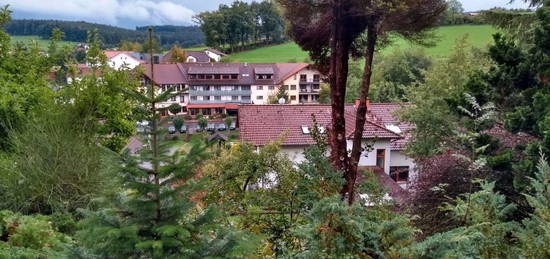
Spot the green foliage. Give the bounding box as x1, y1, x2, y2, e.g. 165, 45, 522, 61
168, 103, 182, 115
0, 210, 72, 258
0, 109, 116, 214
400, 36, 492, 157
0, 6, 55, 151
60, 30, 139, 151
516, 154, 550, 257
269, 86, 290, 104
196, 1, 285, 52
369, 47, 432, 102
198, 117, 208, 130
411, 181, 520, 258
224, 117, 233, 129
173, 117, 184, 130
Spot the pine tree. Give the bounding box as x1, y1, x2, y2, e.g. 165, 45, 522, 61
77, 28, 257, 258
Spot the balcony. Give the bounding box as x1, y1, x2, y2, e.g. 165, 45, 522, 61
189, 90, 251, 96
299, 88, 321, 93
188, 100, 252, 105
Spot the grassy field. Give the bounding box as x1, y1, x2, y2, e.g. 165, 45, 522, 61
10, 35, 79, 49
227, 25, 498, 63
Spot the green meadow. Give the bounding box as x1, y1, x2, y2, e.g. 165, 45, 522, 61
10, 35, 79, 49
226, 25, 499, 63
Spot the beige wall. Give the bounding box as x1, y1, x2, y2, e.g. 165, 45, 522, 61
282, 67, 321, 104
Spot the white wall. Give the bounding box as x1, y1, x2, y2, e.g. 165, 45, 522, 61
251, 85, 277, 104
390, 150, 418, 188
281, 146, 307, 164
347, 139, 392, 174
205, 50, 222, 62
109, 53, 141, 70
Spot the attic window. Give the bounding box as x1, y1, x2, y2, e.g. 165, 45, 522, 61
385, 124, 402, 134
301, 125, 310, 134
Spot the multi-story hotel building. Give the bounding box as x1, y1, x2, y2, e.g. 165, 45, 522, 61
141, 63, 324, 116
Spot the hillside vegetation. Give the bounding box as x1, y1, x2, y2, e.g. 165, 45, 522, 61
4, 20, 204, 48
227, 25, 498, 63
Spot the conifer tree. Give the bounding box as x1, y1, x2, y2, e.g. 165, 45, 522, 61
77, 28, 257, 258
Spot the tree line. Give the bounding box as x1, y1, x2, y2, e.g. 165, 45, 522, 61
195, 0, 286, 53
3, 19, 205, 48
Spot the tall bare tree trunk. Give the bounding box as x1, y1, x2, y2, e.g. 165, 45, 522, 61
329, 0, 351, 182
347, 25, 378, 205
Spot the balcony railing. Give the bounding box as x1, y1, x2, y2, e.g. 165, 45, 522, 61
188, 100, 252, 105
299, 88, 321, 93
189, 90, 251, 96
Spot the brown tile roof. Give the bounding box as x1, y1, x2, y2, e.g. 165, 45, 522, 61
142, 64, 186, 85
186, 51, 211, 63
254, 66, 274, 74
188, 64, 240, 74
140, 63, 313, 86
239, 104, 401, 147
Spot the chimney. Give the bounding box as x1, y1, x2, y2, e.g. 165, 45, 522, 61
354, 99, 370, 110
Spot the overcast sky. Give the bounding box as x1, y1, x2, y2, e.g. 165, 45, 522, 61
0, 0, 533, 29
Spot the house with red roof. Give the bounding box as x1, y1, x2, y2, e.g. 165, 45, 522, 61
238, 102, 417, 189
104, 51, 145, 70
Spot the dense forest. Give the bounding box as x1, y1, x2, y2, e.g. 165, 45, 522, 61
2, 0, 550, 258
3, 19, 205, 48
195, 0, 286, 53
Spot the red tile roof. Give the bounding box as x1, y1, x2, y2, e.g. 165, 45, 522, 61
369, 103, 415, 150
239, 104, 401, 147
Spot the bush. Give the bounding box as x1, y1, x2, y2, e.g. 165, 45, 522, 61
173, 117, 184, 130
168, 103, 182, 115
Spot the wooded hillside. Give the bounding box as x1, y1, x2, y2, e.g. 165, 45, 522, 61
4, 19, 205, 48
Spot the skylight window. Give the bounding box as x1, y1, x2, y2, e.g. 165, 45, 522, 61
301, 125, 310, 134
318, 126, 326, 134
385, 124, 402, 134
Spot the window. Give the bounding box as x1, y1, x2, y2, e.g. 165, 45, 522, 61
312, 95, 319, 102
241, 86, 251, 91
242, 96, 251, 101
301, 125, 310, 134
231, 74, 238, 79
268, 86, 275, 91
171, 96, 176, 101
313, 74, 321, 82
257, 86, 263, 90
215, 96, 221, 100
214, 86, 221, 91
180, 95, 185, 103
232, 96, 239, 100
290, 85, 296, 90
182, 106, 187, 112
205, 74, 213, 79
204, 86, 210, 91
214, 74, 221, 80
313, 84, 320, 90
283, 85, 289, 90
203, 96, 210, 101
256, 95, 263, 100
222, 74, 230, 79
390, 166, 410, 182
190, 74, 197, 79
191, 96, 197, 101
376, 149, 385, 169
300, 74, 307, 81
290, 95, 297, 101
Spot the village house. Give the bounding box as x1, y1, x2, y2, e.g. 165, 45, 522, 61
238, 103, 417, 189
141, 62, 324, 116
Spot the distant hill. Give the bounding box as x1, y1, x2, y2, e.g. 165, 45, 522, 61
3, 20, 205, 48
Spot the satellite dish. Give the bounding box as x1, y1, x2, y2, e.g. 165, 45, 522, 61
278, 98, 286, 104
